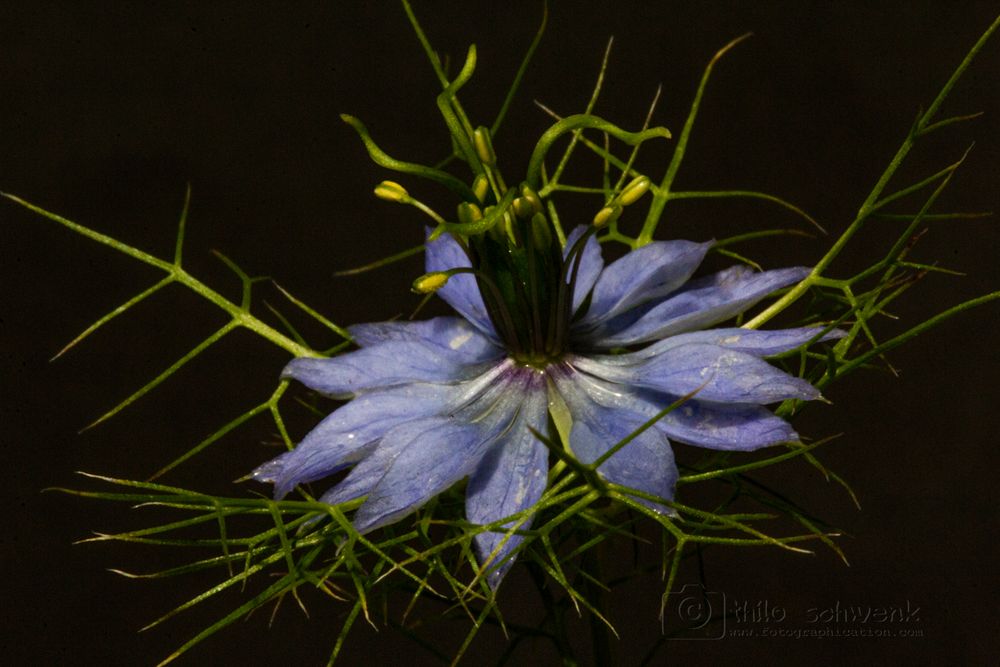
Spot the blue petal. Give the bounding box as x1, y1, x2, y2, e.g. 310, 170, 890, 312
282, 340, 492, 398
573, 343, 820, 404
595, 265, 809, 346
349, 316, 503, 365
253, 381, 469, 499
465, 373, 549, 589
601, 327, 846, 364
553, 367, 678, 515
425, 231, 497, 338
350, 370, 531, 534
258, 361, 513, 499
319, 416, 453, 508
648, 395, 798, 450
579, 240, 711, 327
563, 225, 603, 313
560, 360, 799, 451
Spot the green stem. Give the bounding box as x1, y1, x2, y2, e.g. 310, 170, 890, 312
173, 267, 318, 357
583, 548, 613, 666
743, 14, 1000, 329
637, 34, 751, 246
4, 193, 319, 358
526, 560, 578, 666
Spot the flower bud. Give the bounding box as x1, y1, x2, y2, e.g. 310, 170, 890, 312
411, 272, 450, 294
484, 205, 504, 243
592, 205, 622, 228
472, 175, 490, 203
473, 126, 497, 166
457, 201, 483, 225
520, 184, 543, 214
513, 196, 535, 219
617, 175, 651, 206
503, 210, 519, 246
530, 212, 552, 250
374, 180, 409, 202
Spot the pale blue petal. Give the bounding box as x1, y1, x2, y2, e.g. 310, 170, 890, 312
425, 231, 497, 338
253, 381, 468, 499
595, 417, 678, 513
579, 240, 711, 327
553, 368, 677, 514
465, 373, 549, 589
319, 417, 452, 507
596, 265, 809, 346
599, 327, 846, 365
563, 225, 603, 313
650, 396, 798, 450
259, 362, 513, 500
350, 371, 531, 534
349, 316, 503, 365
561, 360, 799, 451
572, 343, 820, 404
282, 340, 492, 398
253, 440, 377, 501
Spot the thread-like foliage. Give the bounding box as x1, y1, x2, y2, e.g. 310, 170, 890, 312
9, 4, 999, 665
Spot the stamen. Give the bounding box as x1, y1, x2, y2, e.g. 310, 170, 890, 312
449, 265, 524, 355
373, 180, 409, 202
592, 204, 622, 228
457, 201, 483, 225
524, 218, 544, 354
372, 180, 447, 227
471, 175, 490, 203
548, 226, 599, 355
473, 126, 497, 166
617, 175, 651, 206
411, 271, 450, 294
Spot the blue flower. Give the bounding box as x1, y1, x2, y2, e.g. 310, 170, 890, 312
253, 224, 836, 588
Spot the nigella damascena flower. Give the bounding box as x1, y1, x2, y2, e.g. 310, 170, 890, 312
253, 220, 837, 588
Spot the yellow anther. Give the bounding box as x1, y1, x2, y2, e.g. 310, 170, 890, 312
520, 184, 543, 214
473, 126, 497, 166
531, 212, 552, 249
592, 205, 622, 228
373, 180, 409, 202
411, 272, 450, 294
513, 196, 535, 219
472, 175, 490, 203
457, 201, 483, 225
617, 175, 651, 206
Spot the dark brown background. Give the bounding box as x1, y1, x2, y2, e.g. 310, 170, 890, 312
2, 2, 998, 665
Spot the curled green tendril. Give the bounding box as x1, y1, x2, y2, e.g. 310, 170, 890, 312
436, 45, 483, 173
527, 114, 672, 191
340, 114, 475, 200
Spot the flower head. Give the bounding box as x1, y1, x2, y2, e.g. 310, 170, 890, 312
253, 211, 838, 588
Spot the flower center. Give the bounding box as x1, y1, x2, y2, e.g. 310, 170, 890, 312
464, 206, 593, 365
